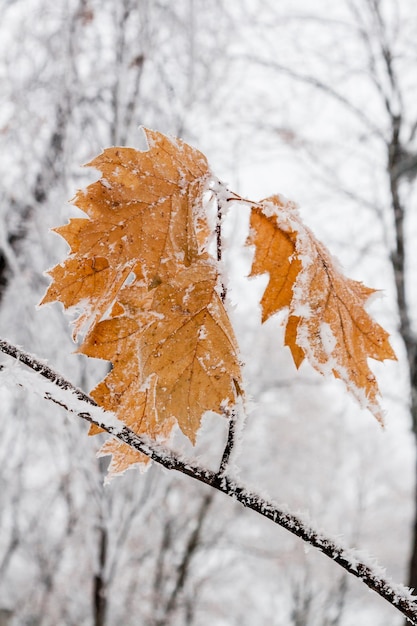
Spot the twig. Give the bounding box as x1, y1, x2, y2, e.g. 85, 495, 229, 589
218, 408, 237, 475
1, 338, 417, 624
214, 190, 238, 471
216, 197, 226, 303
240, 55, 386, 141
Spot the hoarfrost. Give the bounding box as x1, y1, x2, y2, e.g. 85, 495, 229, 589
319, 322, 337, 356
100, 178, 112, 190
0, 360, 124, 432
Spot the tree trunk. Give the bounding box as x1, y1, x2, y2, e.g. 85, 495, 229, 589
406, 370, 417, 594
93, 526, 108, 626
387, 114, 417, 620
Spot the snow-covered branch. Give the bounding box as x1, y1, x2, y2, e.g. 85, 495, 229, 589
1, 337, 416, 624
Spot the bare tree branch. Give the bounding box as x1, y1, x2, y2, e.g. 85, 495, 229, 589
1, 337, 417, 623
218, 408, 237, 476
240, 55, 386, 141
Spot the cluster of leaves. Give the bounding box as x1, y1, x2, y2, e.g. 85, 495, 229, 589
41, 129, 396, 479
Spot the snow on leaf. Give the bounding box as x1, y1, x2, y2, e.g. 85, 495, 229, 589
40, 128, 211, 338
81, 259, 241, 449
40, 129, 242, 478
247, 195, 396, 423
96, 375, 170, 477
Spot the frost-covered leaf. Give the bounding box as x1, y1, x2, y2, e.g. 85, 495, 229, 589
41, 129, 242, 477
247, 195, 396, 423
41, 128, 211, 338
81, 260, 241, 446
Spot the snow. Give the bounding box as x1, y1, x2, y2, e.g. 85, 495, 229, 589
0, 359, 124, 432
319, 322, 337, 356
100, 178, 112, 190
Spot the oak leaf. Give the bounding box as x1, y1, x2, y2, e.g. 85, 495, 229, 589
247, 195, 396, 423
41, 128, 211, 337
81, 260, 241, 445
41, 129, 242, 477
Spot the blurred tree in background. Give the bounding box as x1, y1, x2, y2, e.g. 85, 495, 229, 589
0, 1, 415, 624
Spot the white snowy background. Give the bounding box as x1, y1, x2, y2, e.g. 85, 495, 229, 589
0, 1, 416, 624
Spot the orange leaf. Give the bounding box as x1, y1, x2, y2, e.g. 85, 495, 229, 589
81, 260, 241, 447
41, 128, 211, 337
41, 129, 242, 477
248, 203, 301, 323
248, 195, 396, 423
97, 376, 174, 478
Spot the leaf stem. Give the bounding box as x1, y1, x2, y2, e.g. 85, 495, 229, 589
218, 407, 237, 475
216, 198, 226, 303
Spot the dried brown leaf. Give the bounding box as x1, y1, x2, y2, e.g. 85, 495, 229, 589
41, 128, 211, 337
81, 260, 241, 448
41, 129, 242, 477
248, 195, 396, 422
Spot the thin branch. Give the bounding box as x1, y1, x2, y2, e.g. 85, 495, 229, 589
1, 338, 417, 624
215, 189, 236, 470
218, 407, 237, 475
366, 0, 404, 116
240, 55, 386, 142
161, 492, 214, 624
216, 197, 226, 303
0, 339, 96, 406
